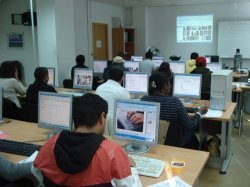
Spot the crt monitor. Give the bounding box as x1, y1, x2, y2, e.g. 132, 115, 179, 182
113, 99, 160, 154
73, 68, 93, 90
124, 61, 139, 72
46, 67, 55, 86
0, 87, 3, 122
206, 62, 222, 72
173, 74, 202, 102
152, 56, 164, 67
38, 92, 73, 133
124, 72, 149, 95
205, 55, 219, 63
131, 56, 143, 62
169, 61, 186, 74
93, 60, 107, 74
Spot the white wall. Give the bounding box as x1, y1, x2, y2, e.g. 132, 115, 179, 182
0, 0, 38, 85
136, 1, 250, 69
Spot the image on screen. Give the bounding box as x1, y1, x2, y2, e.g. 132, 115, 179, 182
169, 61, 186, 73
131, 56, 143, 62
206, 62, 222, 72
177, 15, 213, 43
113, 99, 160, 154
73, 68, 93, 90
46, 67, 55, 86
38, 92, 73, 132
124, 61, 139, 72
0, 87, 3, 122
152, 56, 164, 67
93, 60, 107, 74
124, 72, 149, 95
173, 74, 202, 100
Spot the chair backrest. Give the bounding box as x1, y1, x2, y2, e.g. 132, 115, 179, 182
244, 91, 250, 114
158, 120, 170, 145
63, 79, 73, 88
20, 102, 38, 123
2, 98, 20, 120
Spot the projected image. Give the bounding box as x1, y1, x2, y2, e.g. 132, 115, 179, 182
177, 15, 213, 43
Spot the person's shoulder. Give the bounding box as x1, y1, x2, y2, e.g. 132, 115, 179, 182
101, 139, 125, 152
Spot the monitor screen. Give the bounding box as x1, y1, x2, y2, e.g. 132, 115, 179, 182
113, 99, 160, 154
131, 56, 143, 62
124, 61, 139, 72
38, 92, 73, 132
124, 72, 149, 95
169, 61, 186, 73
93, 60, 107, 74
205, 56, 211, 63
73, 68, 93, 90
47, 67, 55, 86
0, 87, 3, 122
173, 74, 202, 100
152, 56, 164, 67
206, 62, 222, 72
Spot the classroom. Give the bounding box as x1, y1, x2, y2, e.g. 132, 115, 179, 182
1, 0, 250, 186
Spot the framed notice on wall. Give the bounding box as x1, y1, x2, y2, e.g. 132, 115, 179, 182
7, 32, 24, 48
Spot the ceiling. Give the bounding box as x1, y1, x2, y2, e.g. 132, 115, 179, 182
93, 0, 248, 7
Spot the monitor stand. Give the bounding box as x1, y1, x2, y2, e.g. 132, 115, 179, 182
47, 131, 59, 139
181, 98, 194, 105
123, 143, 149, 154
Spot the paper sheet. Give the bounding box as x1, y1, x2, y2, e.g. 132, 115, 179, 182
203, 109, 222, 118
147, 176, 191, 187
18, 151, 38, 163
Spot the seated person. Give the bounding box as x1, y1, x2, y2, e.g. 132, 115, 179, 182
141, 72, 208, 149
0, 61, 26, 108
71, 54, 88, 80
157, 62, 174, 89
33, 94, 141, 186
186, 52, 199, 73
191, 56, 212, 94
139, 51, 155, 74
25, 67, 57, 104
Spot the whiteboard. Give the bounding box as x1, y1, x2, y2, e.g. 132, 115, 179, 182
218, 21, 250, 58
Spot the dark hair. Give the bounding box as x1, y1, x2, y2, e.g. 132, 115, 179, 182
158, 62, 171, 73
109, 64, 124, 82
12, 61, 23, 81
73, 93, 108, 128
76, 55, 85, 66
149, 72, 169, 96
145, 51, 153, 60
190, 52, 199, 60
0, 61, 17, 78
34, 67, 48, 82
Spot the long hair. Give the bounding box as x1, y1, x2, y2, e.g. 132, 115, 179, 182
149, 72, 169, 96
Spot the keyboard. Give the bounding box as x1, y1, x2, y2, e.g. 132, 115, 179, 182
128, 154, 165, 178
118, 116, 143, 131
185, 107, 199, 113
0, 139, 41, 157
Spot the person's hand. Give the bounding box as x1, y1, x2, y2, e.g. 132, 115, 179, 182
129, 113, 144, 124
198, 105, 208, 115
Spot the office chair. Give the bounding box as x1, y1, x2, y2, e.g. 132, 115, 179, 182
158, 120, 170, 145
240, 91, 250, 135
20, 102, 38, 123
63, 79, 73, 88
3, 98, 20, 120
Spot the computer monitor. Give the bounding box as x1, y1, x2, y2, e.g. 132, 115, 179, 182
152, 56, 164, 67
173, 74, 202, 103
38, 91, 73, 133
113, 99, 160, 154
124, 72, 149, 95
124, 61, 139, 72
205, 56, 211, 63
46, 67, 55, 86
206, 62, 223, 72
93, 60, 107, 75
73, 68, 93, 90
0, 87, 3, 122
131, 56, 143, 62
205, 55, 219, 63
169, 61, 186, 73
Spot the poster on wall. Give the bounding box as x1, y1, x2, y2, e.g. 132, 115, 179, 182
7, 32, 24, 48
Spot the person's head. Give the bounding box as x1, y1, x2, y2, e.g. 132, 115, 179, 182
0, 61, 17, 79
112, 56, 124, 64
73, 93, 108, 134
190, 52, 199, 60
196, 56, 207, 67
158, 62, 171, 73
145, 51, 153, 60
149, 72, 170, 96
76, 55, 85, 66
12, 60, 23, 81
109, 64, 124, 83
34, 67, 49, 83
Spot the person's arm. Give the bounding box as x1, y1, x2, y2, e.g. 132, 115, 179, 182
0, 156, 32, 181
11, 78, 26, 96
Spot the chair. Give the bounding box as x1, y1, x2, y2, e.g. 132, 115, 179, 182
158, 120, 170, 145
240, 91, 250, 135
201, 92, 210, 100
2, 98, 20, 120
20, 102, 38, 123
63, 79, 73, 88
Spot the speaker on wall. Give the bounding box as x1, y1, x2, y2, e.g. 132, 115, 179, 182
22, 12, 37, 26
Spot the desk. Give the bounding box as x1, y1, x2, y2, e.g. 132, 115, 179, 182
0, 120, 209, 186
232, 72, 248, 81
55, 87, 95, 94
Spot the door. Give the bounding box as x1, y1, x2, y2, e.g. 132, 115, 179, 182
92, 23, 108, 60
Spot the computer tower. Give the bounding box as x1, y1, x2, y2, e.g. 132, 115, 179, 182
210, 70, 233, 110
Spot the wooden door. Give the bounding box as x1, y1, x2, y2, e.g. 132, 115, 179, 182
92, 23, 108, 60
